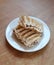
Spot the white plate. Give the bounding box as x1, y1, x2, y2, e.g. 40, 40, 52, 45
5, 16, 50, 52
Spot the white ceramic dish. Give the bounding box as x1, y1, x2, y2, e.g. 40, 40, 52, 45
5, 16, 50, 52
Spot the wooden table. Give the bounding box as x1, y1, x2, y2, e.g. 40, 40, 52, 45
0, 0, 54, 65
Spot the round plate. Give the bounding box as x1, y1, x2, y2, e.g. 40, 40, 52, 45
5, 16, 50, 52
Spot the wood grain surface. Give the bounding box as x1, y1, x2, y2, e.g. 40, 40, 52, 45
0, 0, 54, 65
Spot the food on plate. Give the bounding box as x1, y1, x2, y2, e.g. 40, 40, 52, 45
13, 16, 43, 47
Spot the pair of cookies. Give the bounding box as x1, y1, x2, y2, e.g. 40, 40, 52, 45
13, 16, 43, 47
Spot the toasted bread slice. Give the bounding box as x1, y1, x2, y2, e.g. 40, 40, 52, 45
13, 25, 42, 47
19, 16, 43, 33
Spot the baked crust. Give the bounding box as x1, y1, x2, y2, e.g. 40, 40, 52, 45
19, 16, 43, 33
13, 25, 42, 47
